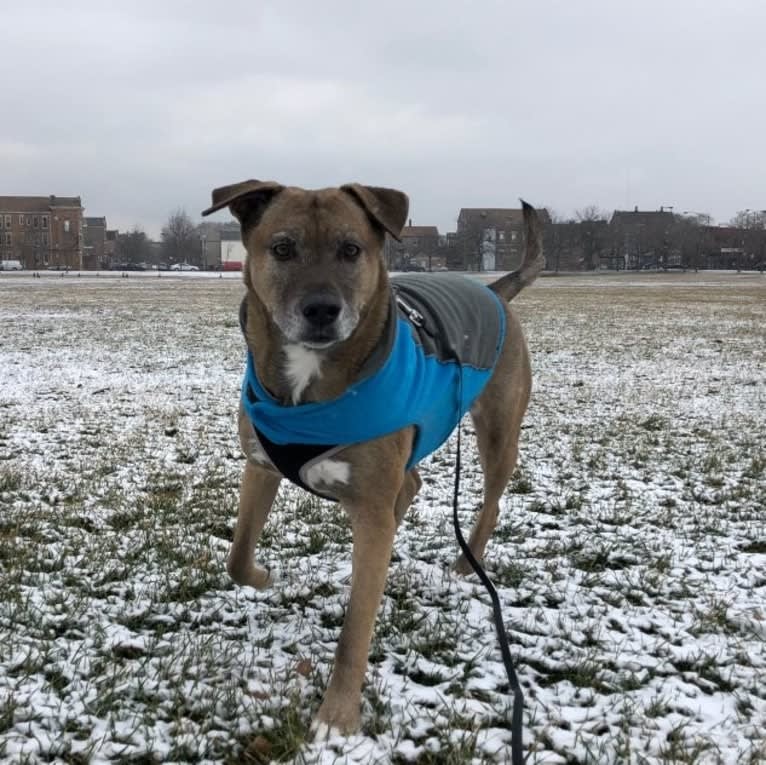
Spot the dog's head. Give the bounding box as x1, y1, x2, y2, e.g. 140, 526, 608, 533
203, 180, 409, 349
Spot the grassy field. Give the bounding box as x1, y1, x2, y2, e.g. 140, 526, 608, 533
0, 271, 764, 764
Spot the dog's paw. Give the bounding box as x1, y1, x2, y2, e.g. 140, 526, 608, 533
310, 719, 344, 743
252, 566, 275, 589
311, 697, 361, 738
452, 554, 475, 577
227, 562, 275, 590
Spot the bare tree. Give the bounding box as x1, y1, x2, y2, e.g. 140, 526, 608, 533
161, 209, 198, 266
575, 205, 608, 223
542, 206, 564, 224
683, 212, 713, 227
670, 215, 702, 271
729, 210, 766, 229
575, 206, 609, 270
115, 227, 153, 267
457, 221, 486, 271
729, 210, 766, 269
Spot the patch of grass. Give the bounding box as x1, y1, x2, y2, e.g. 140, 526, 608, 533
742, 455, 765, 479
547, 492, 586, 515
0, 693, 18, 734
645, 695, 672, 718
572, 546, 634, 573
658, 723, 718, 764
671, 655, 736, 694
489, 559, 527, 588
0, 465, 24, 492
691, 597, 740, 636
145, 480, 184, 513
640, 415, 667, 432
233, 695, 308, 763
526, 657, 610, 693
510, 471, 534, 494
109, 509, 145, 530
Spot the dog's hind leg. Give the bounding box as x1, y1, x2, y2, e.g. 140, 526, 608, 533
393, 468, 421, 526
454, 321, 532, 575
454, 416, 522, 575
227, 461, 281, 589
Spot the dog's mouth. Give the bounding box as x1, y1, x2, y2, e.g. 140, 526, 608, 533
296, 310, 358, 349
275, 300, 358, 350
300, 334, 339, 350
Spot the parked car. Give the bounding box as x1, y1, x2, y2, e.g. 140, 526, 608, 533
110, 262, 147, 271
0, 260, 23, 271
169, 262, 200, 271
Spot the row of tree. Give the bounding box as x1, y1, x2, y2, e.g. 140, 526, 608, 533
115, 205, 766, 272
115, 209, 200, 267
470, 206, 766, 273
541, 207, 766, 272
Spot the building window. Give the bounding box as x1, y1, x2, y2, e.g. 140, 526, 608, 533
33, 216, 39, 228
42, 232, 49, 246
4, 233, 11, 245
4, 215, 10, 228
64, 220, 70, 233
511, 231, 518, 242
42, 216, 48, 228
498, 231, 505, 241
19, 215, 24, 225
26, 216, 31, 226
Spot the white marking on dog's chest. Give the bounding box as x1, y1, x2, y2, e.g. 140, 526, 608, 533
284, 344, 322, 404
304, 459, 351, 491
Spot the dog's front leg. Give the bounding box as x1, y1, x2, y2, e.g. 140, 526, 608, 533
313, 502, 397, 736
227, 461, 280, 589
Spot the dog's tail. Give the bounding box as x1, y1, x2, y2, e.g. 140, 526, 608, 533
487, 200, 544, 302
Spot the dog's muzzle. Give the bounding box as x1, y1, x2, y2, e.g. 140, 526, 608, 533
300, 294, 342, 329
296, 291, 346, 346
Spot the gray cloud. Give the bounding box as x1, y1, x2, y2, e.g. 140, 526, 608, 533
2, 0, 765, 236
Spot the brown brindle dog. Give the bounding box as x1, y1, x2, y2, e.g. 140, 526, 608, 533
201, 181, 543, 737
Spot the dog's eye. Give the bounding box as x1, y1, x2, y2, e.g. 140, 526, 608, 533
271, 240, 294, 260
341, 242, 361, 261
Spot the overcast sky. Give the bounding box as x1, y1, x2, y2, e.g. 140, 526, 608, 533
3, 0, 765, 236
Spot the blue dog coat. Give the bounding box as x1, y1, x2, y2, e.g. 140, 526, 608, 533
241, 274, 507, 500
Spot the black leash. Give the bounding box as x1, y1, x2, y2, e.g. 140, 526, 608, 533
451, 423, 525, 765
395, 287, 524, 762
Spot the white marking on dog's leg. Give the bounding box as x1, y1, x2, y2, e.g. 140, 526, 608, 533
248, 436, 270, 465
305, 459, 351, 492
310, 720, 342, 742
284, 344, 322, 404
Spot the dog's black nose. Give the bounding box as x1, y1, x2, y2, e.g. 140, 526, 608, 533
300, 296, 341, 328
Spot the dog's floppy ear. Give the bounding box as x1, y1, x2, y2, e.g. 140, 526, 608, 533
341, 184, 409, 242
201, 180, 284, 228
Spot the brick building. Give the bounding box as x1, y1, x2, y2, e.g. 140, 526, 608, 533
456, 207, 551, 271
608, 207, 676, 269
546, 220, 610, 271
0, 195, 84, 269
105, 229, 118, 268
385, 220, 442, 270
83, 216, 107, 269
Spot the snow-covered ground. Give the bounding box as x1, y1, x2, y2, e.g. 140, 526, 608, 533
0, 272, 764, 764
